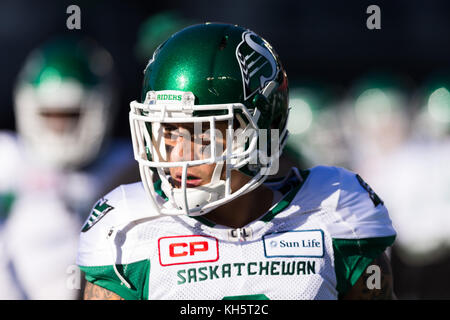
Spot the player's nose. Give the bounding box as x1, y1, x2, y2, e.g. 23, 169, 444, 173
172, 135, 194, 161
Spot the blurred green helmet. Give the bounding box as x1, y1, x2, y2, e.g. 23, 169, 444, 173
14, 36, 116, 169
348, 72, 410, 132
129, 23, 289, 216
413, 74, 450, 139
134, 10, 194, 63
285, 84, 346, 167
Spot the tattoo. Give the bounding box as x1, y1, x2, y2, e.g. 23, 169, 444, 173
342, 252, 396, 300
83, 281, 124, 300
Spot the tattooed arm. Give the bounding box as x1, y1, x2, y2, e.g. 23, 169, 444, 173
83, 281, 124, 300
341, 252, 396, 300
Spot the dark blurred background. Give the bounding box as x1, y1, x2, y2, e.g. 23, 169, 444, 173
1, 0, 449, 136
1, 0, 450, 300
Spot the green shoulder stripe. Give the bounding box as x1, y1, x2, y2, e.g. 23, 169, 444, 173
80, 259, 150, 300
260, 170, 309, 223
260, 183, 302, 222
332, 235, 396, 298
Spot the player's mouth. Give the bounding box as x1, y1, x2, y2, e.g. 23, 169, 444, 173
171, 172, 203, 188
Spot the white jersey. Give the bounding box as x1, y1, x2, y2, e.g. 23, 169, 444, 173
0, 131, 139, 300
77, 165, 396, 300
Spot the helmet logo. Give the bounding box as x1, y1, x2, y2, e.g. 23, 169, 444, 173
236, 31, 278, 100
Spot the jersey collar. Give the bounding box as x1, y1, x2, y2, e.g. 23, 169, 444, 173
185, 167, 310, 241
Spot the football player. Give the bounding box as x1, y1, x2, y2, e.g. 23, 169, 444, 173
0, 36, 139, 299
77, 23, 396, 300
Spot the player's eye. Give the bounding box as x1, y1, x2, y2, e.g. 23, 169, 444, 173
162, 124, 177, 132
163, 125, 179, 140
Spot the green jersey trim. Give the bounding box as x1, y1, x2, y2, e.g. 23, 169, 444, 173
80, 259, 150, 300
332, 235, 396, 298
190, 170, 310, 227
191, 215, 216, 227
153, 168, 310, 228
260, 183, 302, 223
260, 170, 310, 222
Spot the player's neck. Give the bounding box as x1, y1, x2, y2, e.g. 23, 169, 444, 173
202, 183, 274, 229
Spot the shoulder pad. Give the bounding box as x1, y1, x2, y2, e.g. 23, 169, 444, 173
77, 182, 156, 266
302, 166, 396, 240
330, 166, 395, 239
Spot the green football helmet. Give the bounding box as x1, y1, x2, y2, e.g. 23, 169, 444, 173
413, 74, 450, 139
13, 36, 116, 169
285, 82, 346, 167
129, 23, 289, 216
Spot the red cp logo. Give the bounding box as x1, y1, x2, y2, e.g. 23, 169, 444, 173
169, 241, 209, 257
158, 235, 219, 266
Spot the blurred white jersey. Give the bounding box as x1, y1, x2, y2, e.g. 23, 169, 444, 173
77, 165, 396, 300
360, 138, 450, 264
0, 131, 138, 299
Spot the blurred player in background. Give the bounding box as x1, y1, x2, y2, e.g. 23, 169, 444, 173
134, 10, 194, 66
0, 35, 139, 299
284, 82, 352, 169
355, 74, 450, 299
341, 72, 413, 175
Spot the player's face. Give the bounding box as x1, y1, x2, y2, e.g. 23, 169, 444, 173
162, 121, 228, 188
